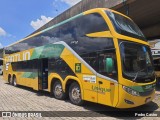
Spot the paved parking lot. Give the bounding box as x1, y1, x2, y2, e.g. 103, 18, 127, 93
0, 76, 160, 120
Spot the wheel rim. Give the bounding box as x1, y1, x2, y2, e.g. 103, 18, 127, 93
9, 77, 12, 84
71, 87, 81, 102
54, 84, 62, 97
13, 78, 16, 86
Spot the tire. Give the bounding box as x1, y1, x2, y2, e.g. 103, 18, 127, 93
52, 81, 66, 100
8, 75, 12, 85
69, 82, 83, 105
13, 76, 17, 87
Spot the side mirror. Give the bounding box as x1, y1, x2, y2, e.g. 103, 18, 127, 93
105, 58, 114, 73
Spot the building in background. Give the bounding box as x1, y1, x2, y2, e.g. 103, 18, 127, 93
149, 40, 160, 86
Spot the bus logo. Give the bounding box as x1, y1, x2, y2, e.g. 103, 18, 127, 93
75, 63, 81, 73
2, 112, 11, 117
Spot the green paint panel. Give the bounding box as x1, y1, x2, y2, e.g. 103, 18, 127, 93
130, 83, 156, 92
22, 72, 38, 79
130, 86, 144, 92
30, 72, 38, 79
31, 46, 44, 59
31, 44, 65, 59
40, 44, 64, 58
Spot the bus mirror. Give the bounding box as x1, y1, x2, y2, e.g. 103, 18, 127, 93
105, 58, 114, 73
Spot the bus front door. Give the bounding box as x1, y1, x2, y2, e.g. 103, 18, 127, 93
38, 58, 48, 90
97, 52, 118, 107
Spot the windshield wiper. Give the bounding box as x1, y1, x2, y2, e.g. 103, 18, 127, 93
133, 68, 146, 82
133, 65, 155, 82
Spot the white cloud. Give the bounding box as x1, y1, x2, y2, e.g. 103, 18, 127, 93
0, 43, 3, 48
61, 0, 81, 6
30, 16, 53, 30
0, 27, 7, 36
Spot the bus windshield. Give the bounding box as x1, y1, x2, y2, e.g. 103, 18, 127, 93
106, 11, 146, 41
120, 41, 155, 83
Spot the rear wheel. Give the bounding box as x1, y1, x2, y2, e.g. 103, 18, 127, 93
69, 82, 83, 105
8, 75, 12, 85
52, 81, 66, 100
13, 76, 17, 87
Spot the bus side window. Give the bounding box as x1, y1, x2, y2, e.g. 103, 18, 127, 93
77, 13, 109, 35
98, 50, 118, 80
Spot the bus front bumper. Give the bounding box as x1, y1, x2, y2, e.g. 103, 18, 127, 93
116, 88, 155, 108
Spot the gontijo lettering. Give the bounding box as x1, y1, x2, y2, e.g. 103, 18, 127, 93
6, 51, 30, 62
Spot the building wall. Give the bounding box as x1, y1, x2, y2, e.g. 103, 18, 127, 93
31, 0, 125, 35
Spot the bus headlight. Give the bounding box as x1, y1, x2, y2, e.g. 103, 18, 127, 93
122, 86, 140, 96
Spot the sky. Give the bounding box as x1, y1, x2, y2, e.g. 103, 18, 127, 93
0, 0, 81, 48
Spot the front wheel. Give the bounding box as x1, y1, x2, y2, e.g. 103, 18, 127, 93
69, 82, 83, 105
52, 81, 66, 100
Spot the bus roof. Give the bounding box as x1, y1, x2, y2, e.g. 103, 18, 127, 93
6, 8, 130, 48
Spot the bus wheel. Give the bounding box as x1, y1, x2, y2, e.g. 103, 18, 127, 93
8, 75, 12, 85
13, 76, 17, 87
69, 82, 83, 105
53, 81, 66, 100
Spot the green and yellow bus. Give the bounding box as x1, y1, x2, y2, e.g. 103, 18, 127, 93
3, 8, 156, 108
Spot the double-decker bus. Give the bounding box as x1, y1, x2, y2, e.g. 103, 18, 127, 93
3, 8, 156, 108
